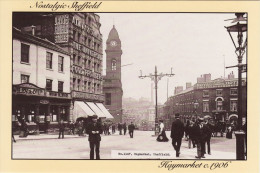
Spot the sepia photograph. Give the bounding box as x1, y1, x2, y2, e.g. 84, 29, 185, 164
11, 12, 247, 160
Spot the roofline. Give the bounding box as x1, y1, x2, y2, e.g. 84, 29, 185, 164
13, 27, 71, 56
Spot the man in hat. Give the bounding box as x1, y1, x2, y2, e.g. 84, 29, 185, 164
128, 122, 135, 138
194, 117, 207, 159
86, 115, 103, 160
170, 113, 185, 157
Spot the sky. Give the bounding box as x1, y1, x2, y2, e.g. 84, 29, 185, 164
97, 13, 247, 104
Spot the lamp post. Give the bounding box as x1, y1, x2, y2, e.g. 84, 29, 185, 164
139, 66, 175, 136
225, 13, 247, 160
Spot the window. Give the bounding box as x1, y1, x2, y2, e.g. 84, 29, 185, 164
46, 79, 53, 91
88, 38, 91, 47
203, 101, 209, 112
105, 93, 111, 105
84, 81, 87, 91
73, 31, 76, 40
78, 33, 81, 43
97, 64, 100, 72
216, 98, 223, 111
94, 83, 96, 93
88, 60, 91, 68
97, 44, 100, 51
84, 59, 87, 69
73, 78, 76, 90
21, 74, 30, 83
230, 100, 238, 111
73, 54, 76, 65
21, 43, 30, 63
88, 82, 92, 92
78, 56, 81, 65
58, 56, 64, 72
216, 89, 223, 96
46, 52, 53, 69
203, 90, 209, 97
112, 59, 116, 71
94, 42, 96, 50
77, 79, 81, 91
97, 84, 100, 93
94, 62, 96, 71
58, 81, 63, 92
230, 88, 238, 95
88, 17, 91, 25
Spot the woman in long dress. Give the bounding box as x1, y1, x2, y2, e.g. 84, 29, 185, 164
157, 120, 169, 142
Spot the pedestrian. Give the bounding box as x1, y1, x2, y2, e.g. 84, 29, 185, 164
123, 122, 127, 135
188, 121, 196, 149
170, 113, 185, 157
118, 123, 122, 135
103, 123, 108, 135
128, 122, 135, 138
226, 125, 232, 139
185, 119, 190, 141
204, 118, 213, 155
69, 121, 75, 135
194, 117, 207, 159
12, 121, 17, 143
86, 115, 102, 160
78, 120, 84, 136
58, 120, 65, 139
112, 123, 116, 134
19, 119, 28, 138
157, 120, 169, 142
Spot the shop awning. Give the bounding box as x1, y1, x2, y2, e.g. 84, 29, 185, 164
85, 102, 106, 118
73, 101, 95, 121
96, 103, 114, 119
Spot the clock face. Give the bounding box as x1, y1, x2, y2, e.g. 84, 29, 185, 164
110, 41, 117, 47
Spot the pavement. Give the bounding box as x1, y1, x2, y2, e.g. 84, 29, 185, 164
12, 131, 236, 160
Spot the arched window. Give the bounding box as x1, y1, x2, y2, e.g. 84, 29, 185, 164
216, 97, 224, 111
112, 59, 116, 71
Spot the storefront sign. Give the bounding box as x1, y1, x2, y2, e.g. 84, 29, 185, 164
47, 91, 71, 99
71, 65, 103, 80
72, 41, 100, 59
55, 14, 69, 43
194, 79, 246, 89
40, 100, 49, 104
13, 83, 45, 96
72, 91, 105, 101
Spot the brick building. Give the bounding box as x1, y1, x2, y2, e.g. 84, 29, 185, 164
164, 73, 247, 128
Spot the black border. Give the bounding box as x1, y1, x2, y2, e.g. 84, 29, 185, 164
11, 12, 248, 161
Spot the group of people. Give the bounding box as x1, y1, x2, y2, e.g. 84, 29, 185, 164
157, 113, 214, 159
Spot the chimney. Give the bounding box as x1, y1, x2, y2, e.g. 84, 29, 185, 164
186, 82, 192, 89
31, 25, 36, 36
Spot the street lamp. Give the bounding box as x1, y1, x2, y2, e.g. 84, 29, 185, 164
139, 66, 175, 136
225, 13, 247, 160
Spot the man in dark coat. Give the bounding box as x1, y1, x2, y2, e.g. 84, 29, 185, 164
170, 113, 185, 157
118, 123, 122, 135
112, 123, 116, 134
194, 117, 208, 159
204, 119, 213, 155
128, 122, 135, 138
123, 123, 127, 135
86, 115, 103, 160
58, 120, 65, 139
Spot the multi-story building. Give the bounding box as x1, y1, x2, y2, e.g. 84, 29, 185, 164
12, 27, 71, 132
164, 73, 247, 127
103, 25, 123, 123
13, 13, 111, 122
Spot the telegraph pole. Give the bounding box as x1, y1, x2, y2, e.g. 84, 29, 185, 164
139, 66, 174, 136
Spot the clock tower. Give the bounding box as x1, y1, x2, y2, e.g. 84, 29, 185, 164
103, 25, 123, 123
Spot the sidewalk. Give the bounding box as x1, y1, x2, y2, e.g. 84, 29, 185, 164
14, 134, 86, 141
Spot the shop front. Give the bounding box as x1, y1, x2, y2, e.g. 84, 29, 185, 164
12, 83, 71, 134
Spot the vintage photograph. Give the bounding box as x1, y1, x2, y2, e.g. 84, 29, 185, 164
12, 12, 247, 160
